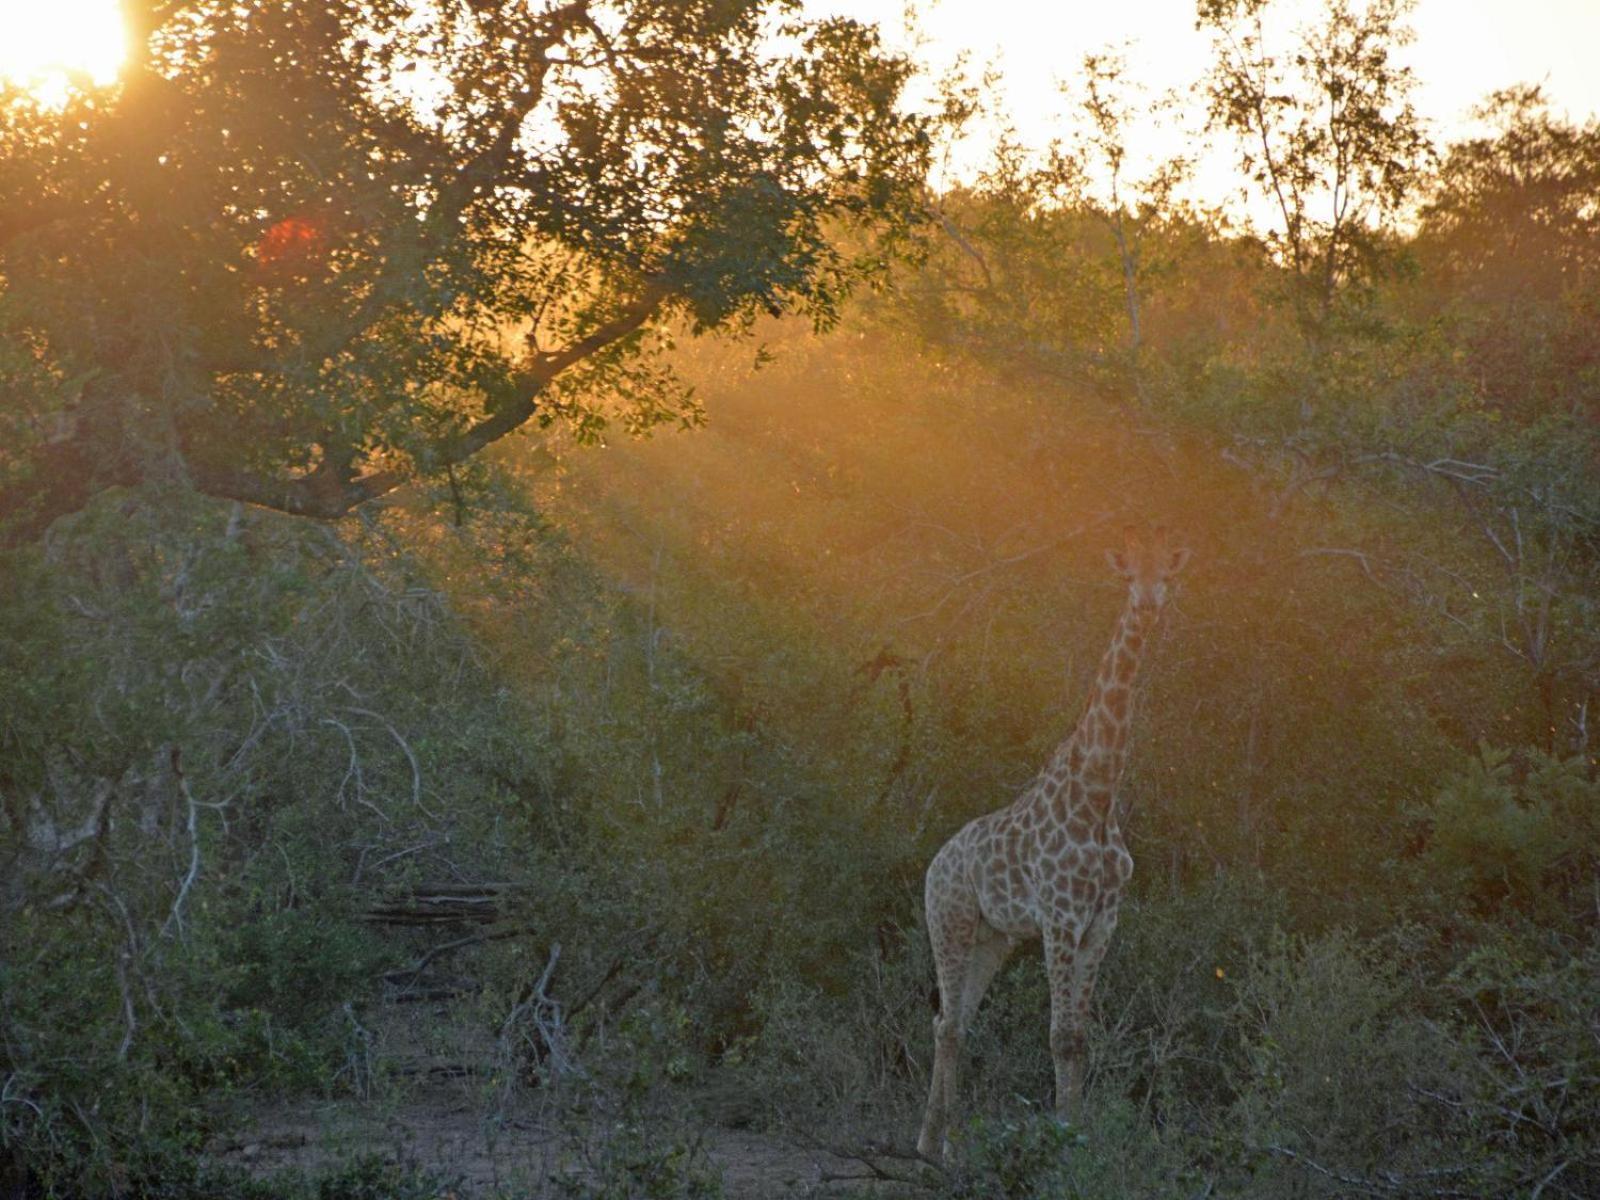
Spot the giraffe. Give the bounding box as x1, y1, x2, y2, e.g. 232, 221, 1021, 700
916, 527, 1191, 1158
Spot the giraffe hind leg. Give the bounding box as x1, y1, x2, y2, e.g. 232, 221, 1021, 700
918, 876, 979, 1158
919, 922, 1012, 1159
956, 925, 1012, 1036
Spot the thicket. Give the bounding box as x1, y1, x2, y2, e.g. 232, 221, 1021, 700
4, 1, 1599, 1197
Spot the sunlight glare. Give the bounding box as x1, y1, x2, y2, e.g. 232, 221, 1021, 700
0, 0, 127, 96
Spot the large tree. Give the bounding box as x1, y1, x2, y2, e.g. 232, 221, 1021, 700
1197, 0, 1429, 344
0, 0, 929, 543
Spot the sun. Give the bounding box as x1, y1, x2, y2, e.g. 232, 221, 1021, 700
0, 0, 127, 94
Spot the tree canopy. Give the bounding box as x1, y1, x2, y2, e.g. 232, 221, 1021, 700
4, 3, 1600, 1196
0, 0, 930, 542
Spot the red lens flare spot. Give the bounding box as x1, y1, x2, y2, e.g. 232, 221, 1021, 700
256, 215, 325, 268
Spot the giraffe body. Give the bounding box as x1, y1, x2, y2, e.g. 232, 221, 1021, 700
917, 529, 1189, 1159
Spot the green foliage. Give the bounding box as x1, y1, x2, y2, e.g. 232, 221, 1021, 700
226, 910, 392, 1027
942, 1112, 1077, 1200
1092, 879, 1276, 1122
1198, 0, 1432, 338
109, 1152, 450, 1200
551, 1125, 724, 1200
942, 1099, 1193, 1200
0, 489, 559, 1190
3, 6, 1598, 1198
880, 48, 1600, 765
747, 927, 930, 1122
1438, 931, 1600, 1197
51, 1152, 456, 1200
1419, 747, 1600, 922
1226, 929, 1445, 1185
310, 1156, 456, 1200
0, 0, 930, 541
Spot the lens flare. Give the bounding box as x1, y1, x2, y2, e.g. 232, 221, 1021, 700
0, 0, 127, 96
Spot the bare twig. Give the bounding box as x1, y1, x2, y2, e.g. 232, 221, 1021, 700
1, 1073, 44, 1120
1298, 546, 1392, 591
349, 836, 443, 886
342, 706, 436, 820
23, 777, 113, 856
1265, 1142, 1483, 1199
109, 931, 139, 1061
322, 717, 371, 816
927, 202, 994, 292
898, 512, 1112, 628
386, 924, 534, 990
1529, 1159, 1570, 1200
566, 926, 660, 1023
1264, 1144, 1394, 1196
497, 942, 583, 1088
793, 1127, 941, 1188
162, 749, 202, 941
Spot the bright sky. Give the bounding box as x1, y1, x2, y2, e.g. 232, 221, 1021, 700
2, 0, 1594, 196
806, 0, 1600, 122
0, 0, 124, 89
805, 0, 1600, 190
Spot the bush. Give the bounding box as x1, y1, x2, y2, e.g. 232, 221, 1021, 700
0, 490, 551, 1191
941, 1112, 1077, 1200
747, 924, 931, 1125
1432, 929, 1600, 1198
551, 1123, 724, 1200
941, 1101, 1192, 1200
1225, 928, 1451, 1195
1418, 746, 1600, 925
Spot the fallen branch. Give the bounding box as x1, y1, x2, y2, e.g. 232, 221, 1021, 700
567, 926, 660, 1024
1264, 1143, 1482, 1199
362, 901, 500, 926
385, 924, 534, 990
793, 1128, 941, 1190
1529, 1160, 1570, 1200
363, 882, 514, 926
497, 942, 582, 1087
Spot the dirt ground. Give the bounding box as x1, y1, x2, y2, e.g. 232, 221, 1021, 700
209, 1100, 922, 1197
205, 994, 927, 1198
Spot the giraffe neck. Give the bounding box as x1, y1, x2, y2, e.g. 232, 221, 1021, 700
1046, 595, 1155, 814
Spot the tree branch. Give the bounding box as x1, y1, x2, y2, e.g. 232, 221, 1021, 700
0, 197, 70, 247
0, 406, 141, 546
433, 1, 593, 228
128, 283, 671, 527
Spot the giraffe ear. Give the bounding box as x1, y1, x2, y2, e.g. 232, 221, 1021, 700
1105, 548, 1132, 577
1166, 547, 1192, 575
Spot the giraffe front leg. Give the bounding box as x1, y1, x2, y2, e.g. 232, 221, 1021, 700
918, 1008, 959, 1158
1073, 908, 1121, 1104
1043, 922, 1086, 1124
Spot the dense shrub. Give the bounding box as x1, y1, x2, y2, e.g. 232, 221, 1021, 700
1417, 746, 1600, 925
4, 74, 1597, 1199
0, 491, 550, 1189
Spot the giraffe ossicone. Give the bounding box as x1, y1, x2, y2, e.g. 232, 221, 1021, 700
916, 526, 1191, 1159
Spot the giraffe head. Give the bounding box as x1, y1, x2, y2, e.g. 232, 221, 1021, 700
1105, 526, 1191, 614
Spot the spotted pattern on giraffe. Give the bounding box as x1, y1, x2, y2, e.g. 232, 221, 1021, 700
916, 527, 1191, 1160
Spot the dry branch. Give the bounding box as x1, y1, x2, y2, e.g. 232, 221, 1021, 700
384, 923, 534, 992
362, 882, 513, 926
793, 1128, 940, 1191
